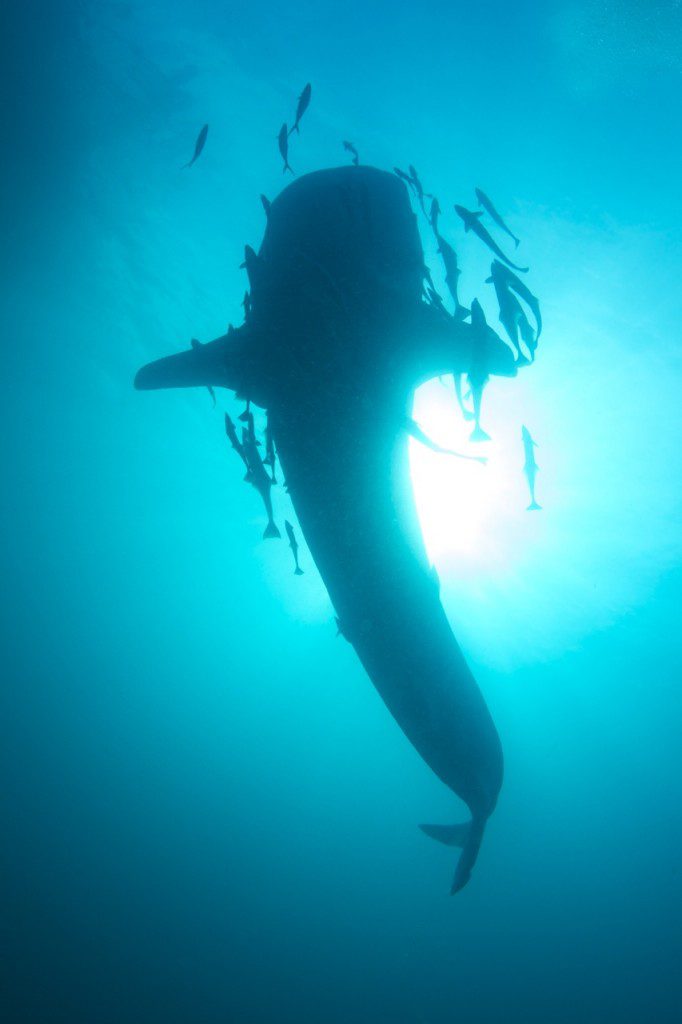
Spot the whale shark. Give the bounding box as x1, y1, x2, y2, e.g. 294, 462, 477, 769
135, 165, 523, 893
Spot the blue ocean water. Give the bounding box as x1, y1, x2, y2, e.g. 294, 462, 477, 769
2, 2, 681, 1021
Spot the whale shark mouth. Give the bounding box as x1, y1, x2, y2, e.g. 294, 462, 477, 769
134, 164, 534, 892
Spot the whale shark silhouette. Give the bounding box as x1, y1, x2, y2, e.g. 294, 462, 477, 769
135, 165, 520, 893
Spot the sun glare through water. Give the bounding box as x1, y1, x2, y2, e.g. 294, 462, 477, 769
409, 374, 547, 579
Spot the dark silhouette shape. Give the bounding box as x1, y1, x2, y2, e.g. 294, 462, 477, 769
242, 418, 280, 539
408, 164, 430, 214
475, 187, 520, 248
453, 371, 475, 421
289, 83, 312, 136
343, 140, 360, 166
284, 520, 304, 575
467, 299, 493, 442
522, 425, 542, 510
435, 233, 469, 321
486, 259, 542, 357
135, 166, 523, 893
183, 124, 208, 169
224, 413, 250, 477
430, 197, 441, 235
278, 124, 293, 174
455, 204, 529, 273
393, 166, 416, 191
405, 417, 487, 463
264, 414, 277, 483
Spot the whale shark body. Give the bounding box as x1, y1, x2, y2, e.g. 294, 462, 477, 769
135, 165, 523, 893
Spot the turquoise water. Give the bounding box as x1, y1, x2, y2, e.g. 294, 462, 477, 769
3, 2, 681, 1021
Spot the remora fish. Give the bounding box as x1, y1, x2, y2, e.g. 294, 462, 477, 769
475, 188, 520, 249
183, 123, 208, 169
435, 234, 469, 321
242, 425, 281, 539
455, 205, 529, 273
405, 418, 487, 463
425, 285, 447, 315
393, 166, 417, 192
264, 415, 277, 484
289, 83, 312, 135
467, 299, 492, 442
485, 262, 534, 363
278, 124, 293, 174
240, 245, 260, 288
284, 519, 304, 575
224, 412, 250, 476
521, 425, 542, 510
408, 164, 430, 213
486, 260, 542, 346
430, 197, 441, 236
453, 373, 474, 421
343, 140, 360, 166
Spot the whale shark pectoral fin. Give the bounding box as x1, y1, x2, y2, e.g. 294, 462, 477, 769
134, 330, 249, 393
419, 822, 470, 847
420, 816, 487, 895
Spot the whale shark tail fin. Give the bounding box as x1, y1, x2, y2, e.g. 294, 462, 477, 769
419, 816, 487, 894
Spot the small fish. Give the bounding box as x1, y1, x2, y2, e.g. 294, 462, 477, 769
521, 425, 542, 510
260, 194, 271, 219
453, 373, 474, 421
224, 412, 250, 475
278, 123, 293, 174
264, 415, 277, 484
242, 426, 280, 539
455, 205, 529, 273
190, 339, 216, 406
486, 260, 542, 344
485, 262, 533, 363
239, 245, 260, 288
242, 291, 252, 320
289, 83, 312, 135
284, 520, 304, 575
436, 234, 469, 320
183, 123, 208, 169
343, 140, 360, 166
422, 263, 436, 291
408, 165, 430, 214
430, 197, 441, 236
404, 417, 487, 463
394, 167, 417, 192
467, 299, 492, 442
237, 402, 261, 446
475, 188, 520, 249
425, 285, 448, 316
